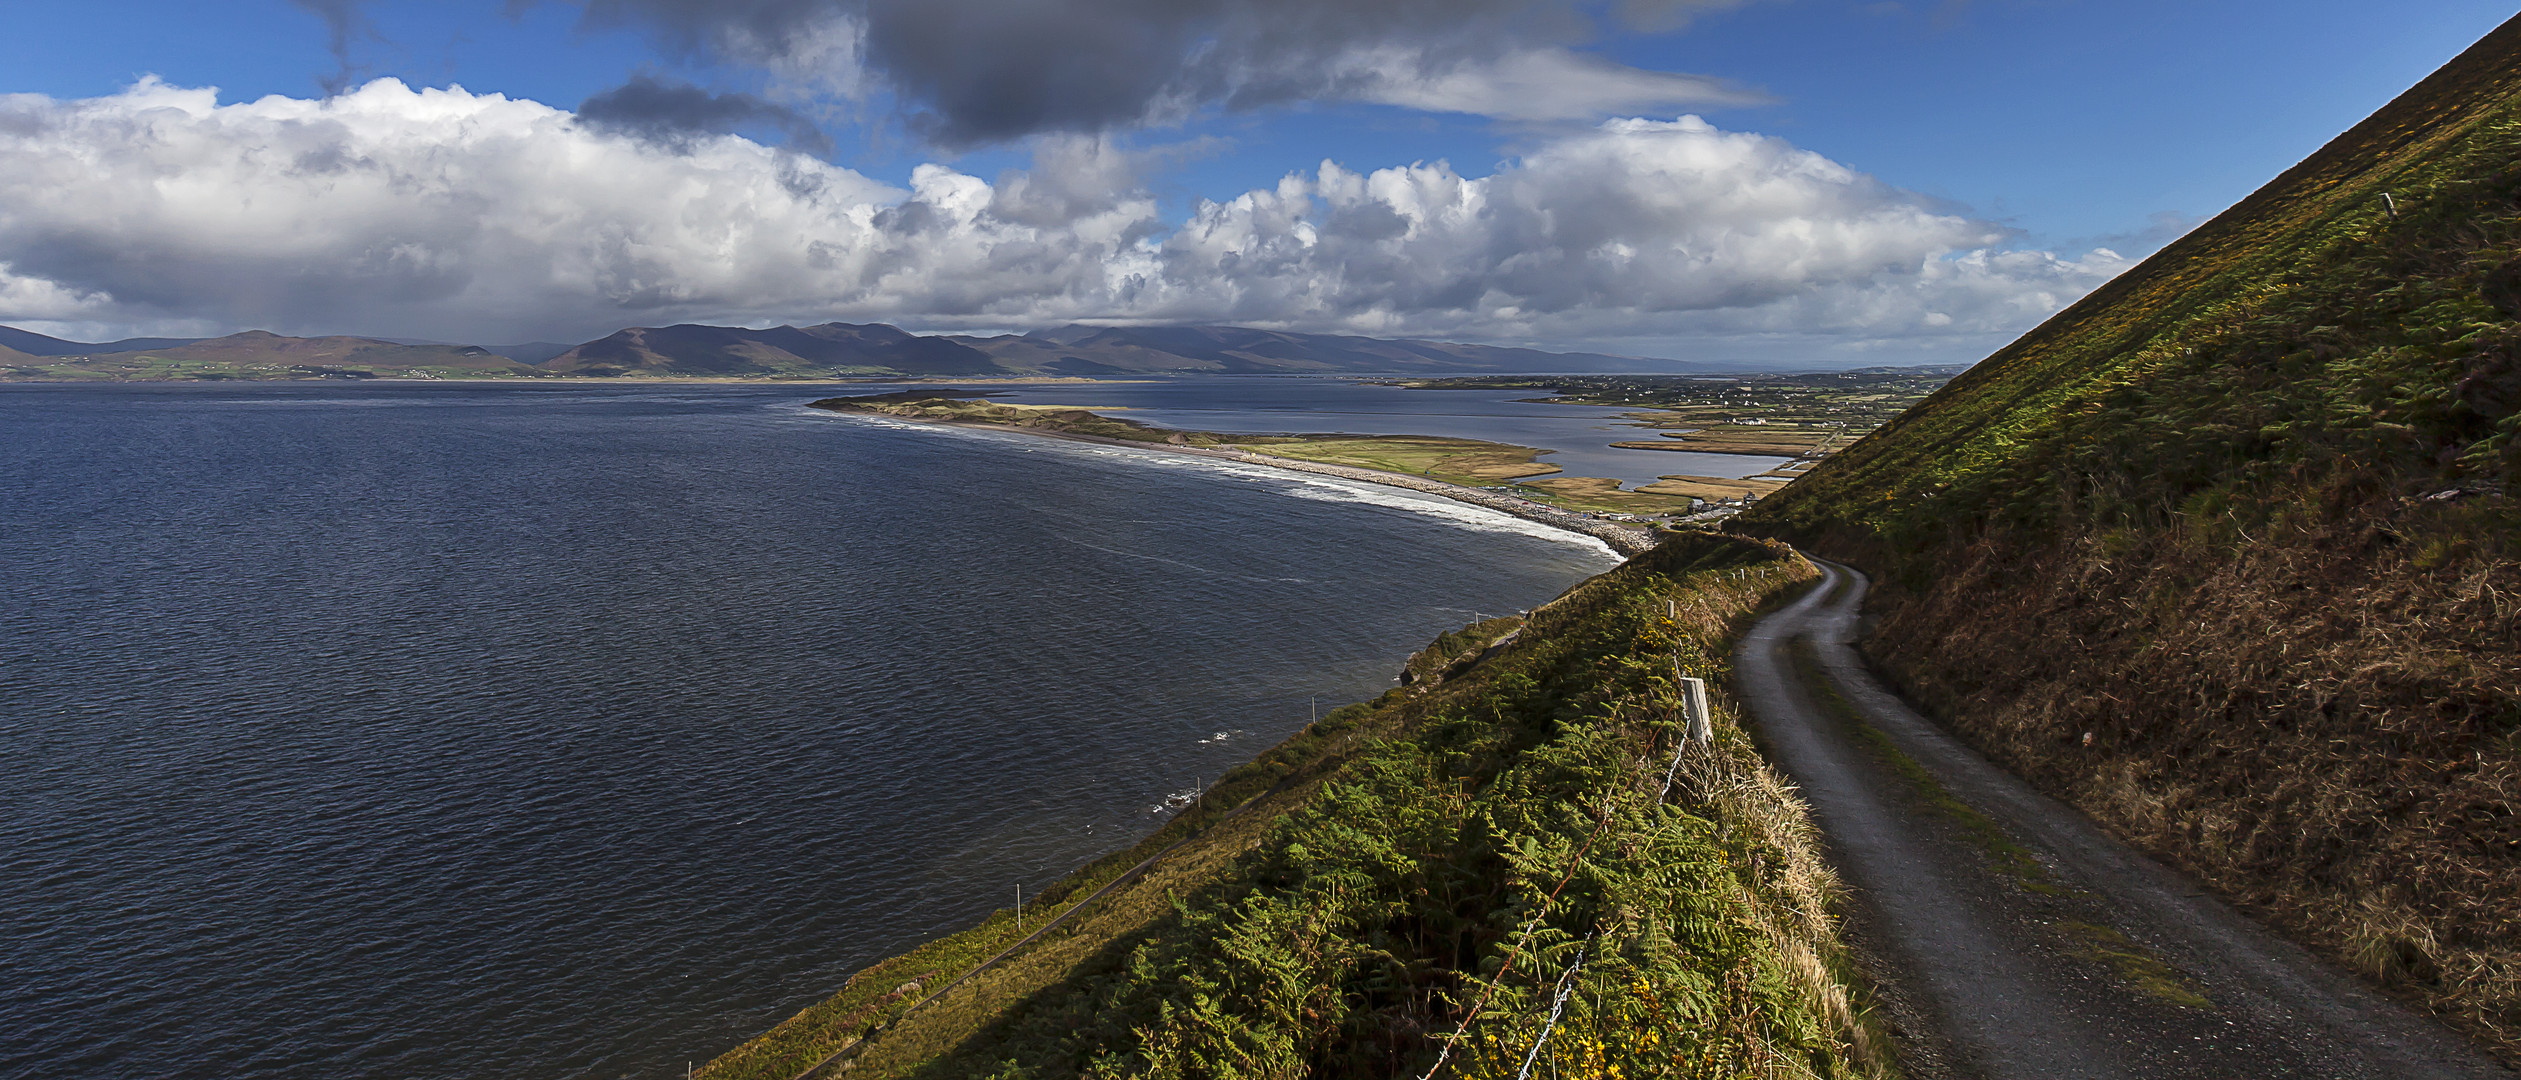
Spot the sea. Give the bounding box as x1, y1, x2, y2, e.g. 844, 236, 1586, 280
0, 379, 1733, 1079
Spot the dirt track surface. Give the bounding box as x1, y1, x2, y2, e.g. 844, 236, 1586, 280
1736, 559, 2514, 1080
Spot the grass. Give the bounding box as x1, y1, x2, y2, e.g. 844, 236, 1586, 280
696, 534, 1901, 1080
1736, 15, 2521, 1061
1395, 370, 1959, 464
824, 391, 1797, 517
2055, 922, 2214, 1011
1513, 476, 1705, 515
815, 393, 1204, 444
814, 393, 1573, 491
1633, 475, 1792, 504
1234, 435, 1561, 486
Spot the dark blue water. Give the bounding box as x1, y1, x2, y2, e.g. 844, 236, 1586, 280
0, 382, 1619, 1080
976, 377, 1788, 486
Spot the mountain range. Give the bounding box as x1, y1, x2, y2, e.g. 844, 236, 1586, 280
0, 321, 1727, 380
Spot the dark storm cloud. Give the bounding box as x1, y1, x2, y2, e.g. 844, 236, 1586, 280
289, 0, 380, 94
577, 75, 836, 155
571, 0, 1751, 144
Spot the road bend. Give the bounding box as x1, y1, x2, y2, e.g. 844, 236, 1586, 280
1735, 558, 2513, 1080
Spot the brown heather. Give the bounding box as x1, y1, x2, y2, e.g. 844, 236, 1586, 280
1871, 502, 2520, 1059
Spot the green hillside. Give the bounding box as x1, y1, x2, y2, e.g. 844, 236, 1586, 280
1738, 15, 2521, 1059
698, 534, 1891, 1080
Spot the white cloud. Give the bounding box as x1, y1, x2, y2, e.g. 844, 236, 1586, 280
0, 79, 2130, 358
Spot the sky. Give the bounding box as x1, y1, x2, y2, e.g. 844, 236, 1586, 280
0, 0, 2511, 365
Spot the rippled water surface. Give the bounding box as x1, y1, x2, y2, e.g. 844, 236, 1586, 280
0, 382, 1620, 1079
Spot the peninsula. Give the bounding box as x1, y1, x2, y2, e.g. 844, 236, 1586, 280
809, 391, 1674, 555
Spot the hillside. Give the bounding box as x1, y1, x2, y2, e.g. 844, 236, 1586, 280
0, 330, 537, 380
949, 324, 1713, 376
0, 325, 202, 355
1, 320, 1721, 381
696, 534, 1892, 1080
1737, 14, 2521, 1059
545, 321, 1713, 378
542, 322, 999, 376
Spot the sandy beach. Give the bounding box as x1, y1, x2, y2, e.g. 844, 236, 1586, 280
833, 408, 1662, 556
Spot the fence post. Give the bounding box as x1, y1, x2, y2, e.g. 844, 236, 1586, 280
1681, 676, 1712, 745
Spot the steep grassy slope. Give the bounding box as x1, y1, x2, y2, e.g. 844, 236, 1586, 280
699, 534, 1893, 1080
1738, 16, 2521, 1059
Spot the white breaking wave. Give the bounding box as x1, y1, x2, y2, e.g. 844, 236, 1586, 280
813, 409, 1620, 560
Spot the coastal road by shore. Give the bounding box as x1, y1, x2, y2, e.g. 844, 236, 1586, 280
1736, 559, 2513, 1079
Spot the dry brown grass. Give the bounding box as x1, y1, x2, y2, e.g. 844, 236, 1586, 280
1515, 475, 1703, 514
1636, 476, 1792, 502
1240, 435, 1562, 484
1618, 434, 1826, 457
1859, 499, 2521, 1061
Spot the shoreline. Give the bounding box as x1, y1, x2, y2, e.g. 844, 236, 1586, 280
0, 374, 1146, 386
845, 410, 1662, 557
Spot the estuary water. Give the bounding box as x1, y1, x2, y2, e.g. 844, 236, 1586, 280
0, 382, 1621, 1080
977, 376, 1789, 486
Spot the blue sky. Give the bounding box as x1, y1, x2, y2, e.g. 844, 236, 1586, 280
0, 0, 2512, 360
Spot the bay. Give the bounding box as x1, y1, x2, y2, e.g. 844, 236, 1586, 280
0, 382, 1619, 1080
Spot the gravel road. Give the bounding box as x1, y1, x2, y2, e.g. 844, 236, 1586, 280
1735, 558, 2513, 1079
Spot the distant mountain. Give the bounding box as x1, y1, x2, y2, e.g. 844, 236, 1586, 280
3, 320, 1727, 381
948, 324, 1712, 376
542, 322, 998, 376
0, 325, 204, 356
0, 329, 538, 379
540, 320, 1721, 378
148, 331, 534, 372
482, 342, 577, 365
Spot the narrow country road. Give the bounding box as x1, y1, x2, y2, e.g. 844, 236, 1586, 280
1735, 559, 2514, 1079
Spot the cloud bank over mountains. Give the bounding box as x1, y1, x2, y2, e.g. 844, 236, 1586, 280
0, 78, 2128, 356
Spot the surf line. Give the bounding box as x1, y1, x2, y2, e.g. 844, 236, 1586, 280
831, 410, 1660, 557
